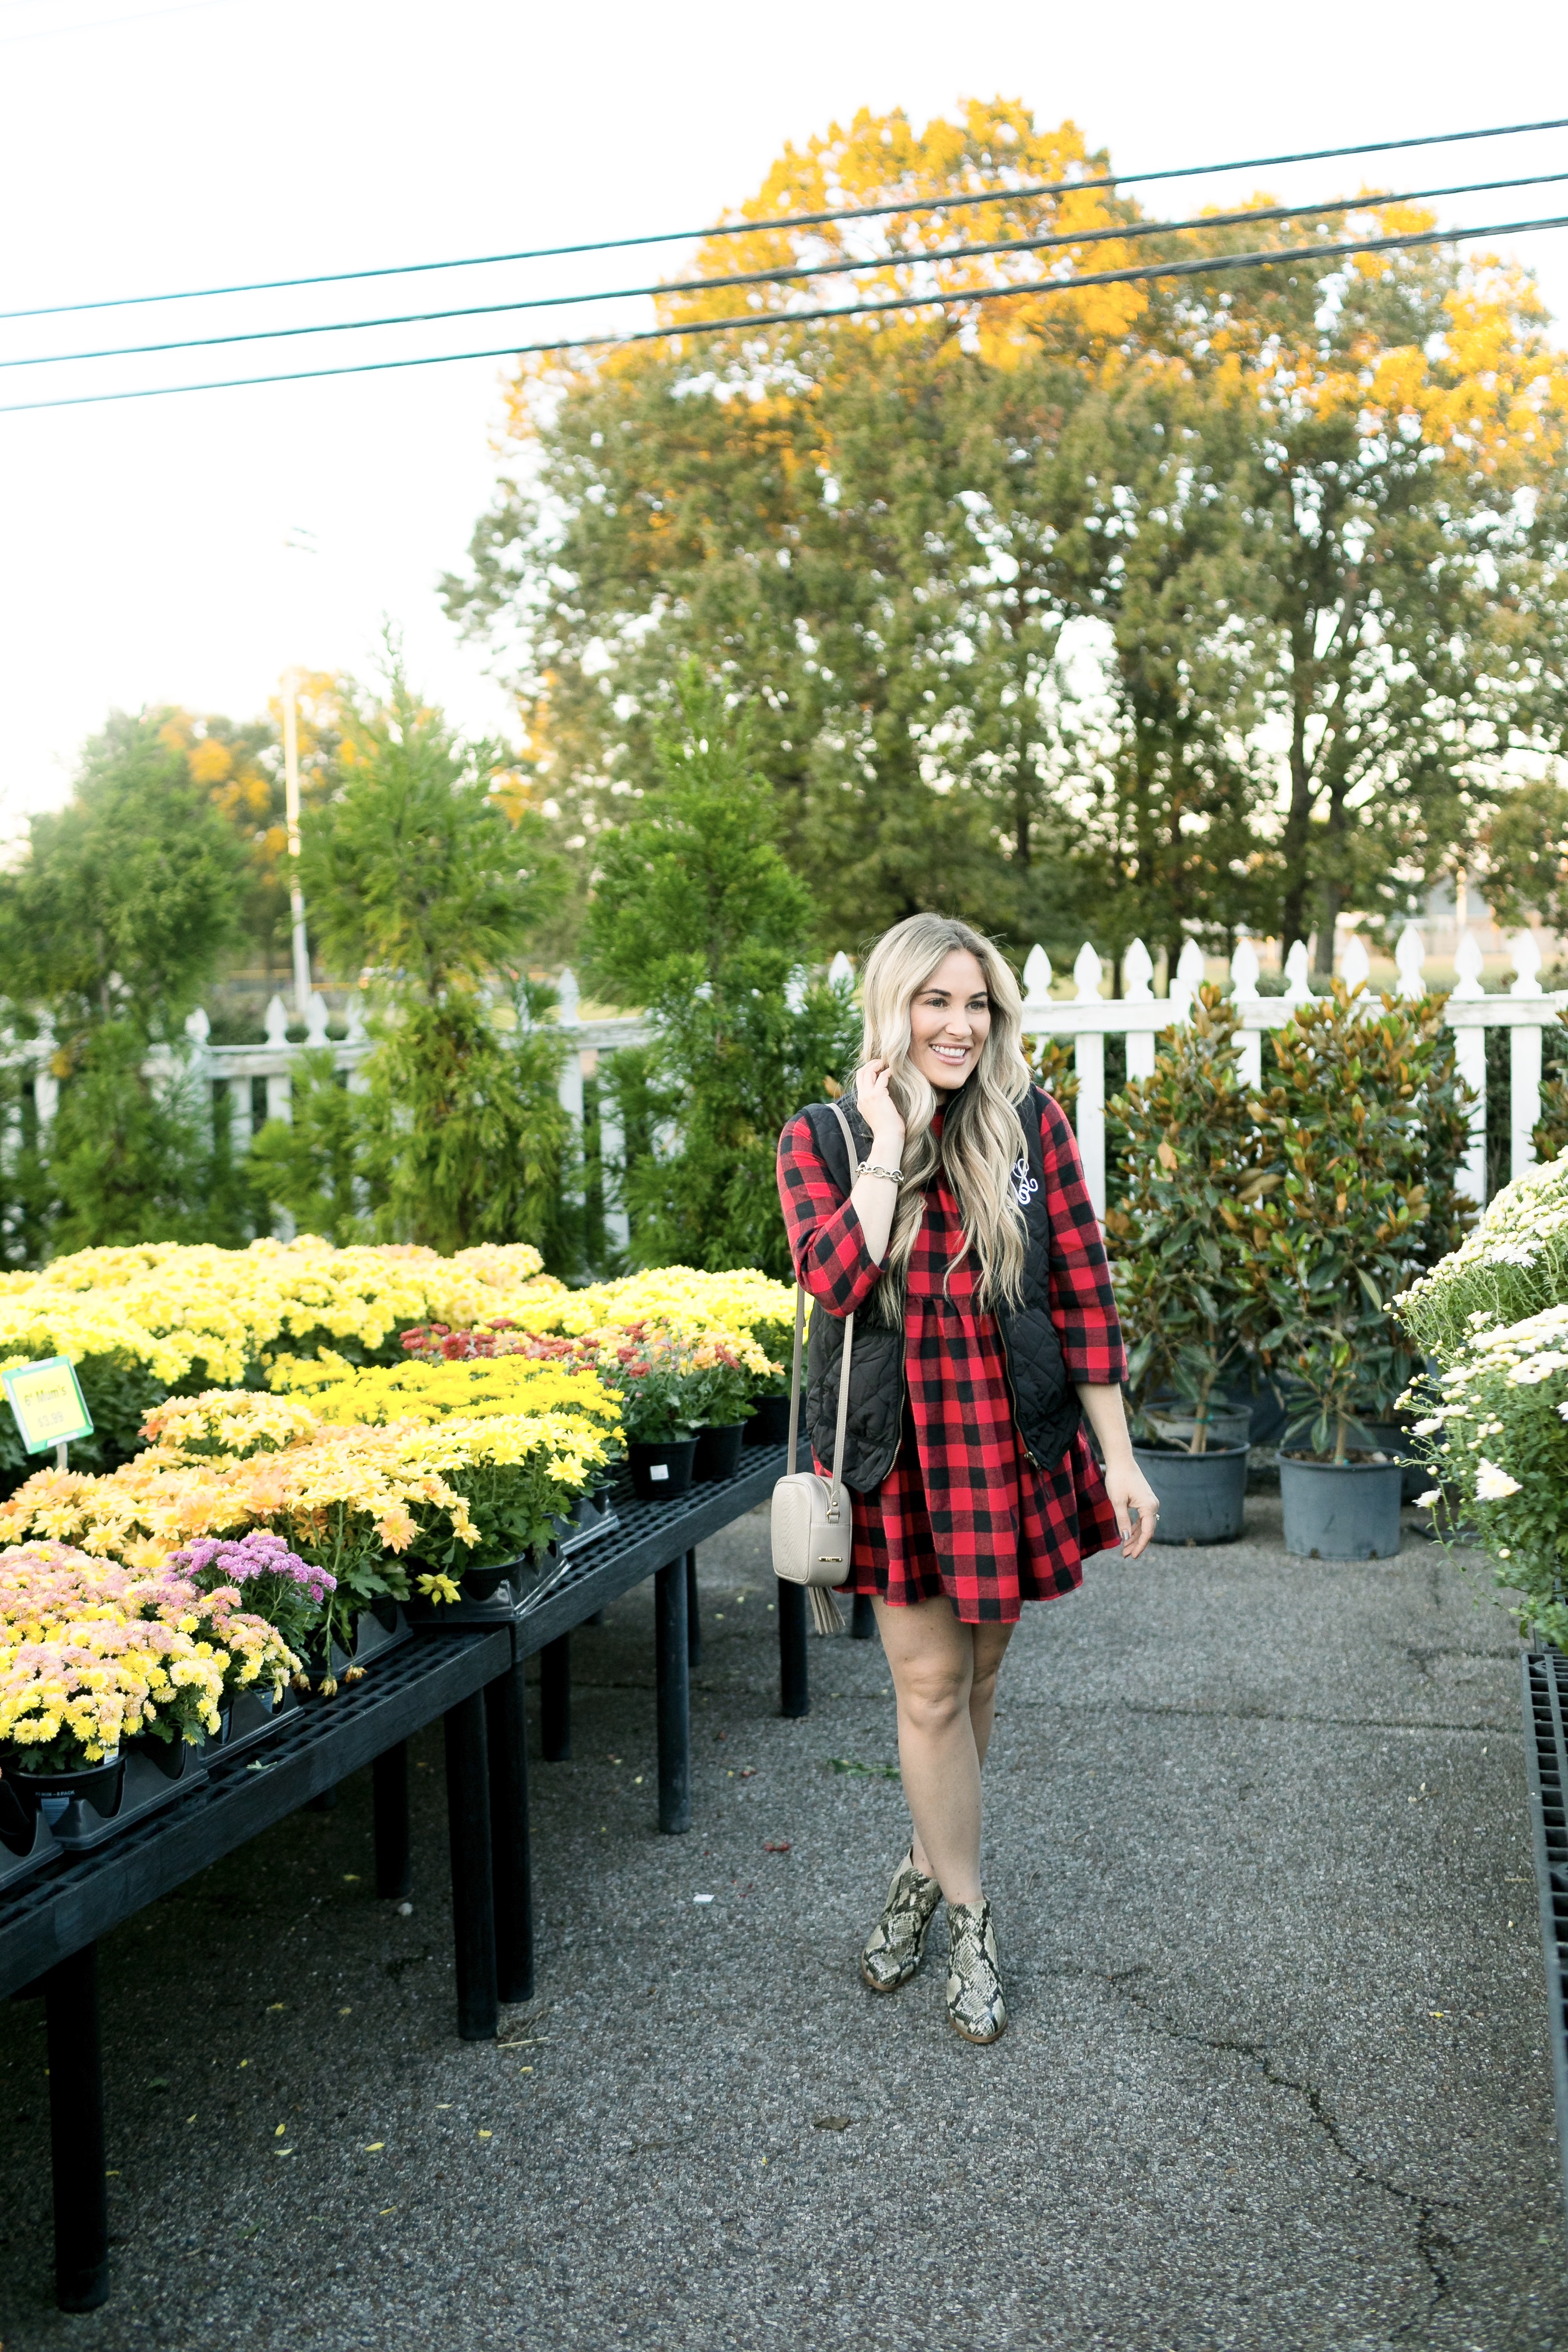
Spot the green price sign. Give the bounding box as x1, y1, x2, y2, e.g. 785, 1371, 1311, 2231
2, 1357, 94, 1455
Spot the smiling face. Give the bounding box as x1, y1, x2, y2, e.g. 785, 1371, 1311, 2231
907, 948, 992, 1093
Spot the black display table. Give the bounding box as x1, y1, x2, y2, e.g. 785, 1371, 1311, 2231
2, 1437, 817, 2312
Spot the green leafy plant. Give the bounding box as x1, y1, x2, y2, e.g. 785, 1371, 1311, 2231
247, 1049, 362, 1246
584, 669, 860, 1279
0, 712, 253, 1255
681, 1345, 756, 1430
1236, 984, 1474, 1460
353, 997, 573, 1259
1105, 985, 1272, 1450
1028, 1036, 1079, 1120
254, 653, 575, 1264
590, 1330, 703, 1444
1534, 1009, 1568, 1164
749, 1316, 794, 1400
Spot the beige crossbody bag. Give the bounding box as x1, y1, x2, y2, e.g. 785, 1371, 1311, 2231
771, 1102, 860, 1637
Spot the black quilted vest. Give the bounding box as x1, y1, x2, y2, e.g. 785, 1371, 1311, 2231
796, 1086, 1081, 1492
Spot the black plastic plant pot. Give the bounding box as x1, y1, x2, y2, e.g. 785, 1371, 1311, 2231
1, 1750, 124, 1819
693, 1423, 746, 1483
1278, 1455, 1403, 1559
745, 1395, 791, 1448
1130, 1441, 1249, 1545
628, 1438, 697, 1502
215, 1683, 289, 1756
462, 1565, 512, 1603
1141, 1404, 1253, 1451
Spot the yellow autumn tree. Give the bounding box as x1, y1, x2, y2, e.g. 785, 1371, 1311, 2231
446, 101, 1568, 958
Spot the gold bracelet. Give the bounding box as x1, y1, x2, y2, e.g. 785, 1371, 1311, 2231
857, 1160, 904, 1186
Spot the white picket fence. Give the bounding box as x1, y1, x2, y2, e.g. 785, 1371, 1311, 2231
1017, 925, 1561, 1217
16, 925, 1559, 1247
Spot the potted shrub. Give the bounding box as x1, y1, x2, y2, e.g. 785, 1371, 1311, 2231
1106, 987, 1271, 1543
590, 1327, 702, 1501
685, 1340, 758, 1482
1236, 980, 1473, 1559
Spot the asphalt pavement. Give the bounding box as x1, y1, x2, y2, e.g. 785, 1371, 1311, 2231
0, 1493, 1563, 2352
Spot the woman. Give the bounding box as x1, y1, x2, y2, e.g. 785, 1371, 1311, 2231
776, 913, 1158, 2045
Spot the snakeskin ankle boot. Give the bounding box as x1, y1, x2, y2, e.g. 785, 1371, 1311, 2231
860, 1846, 943, 1993
945, 1898, 1007, 2043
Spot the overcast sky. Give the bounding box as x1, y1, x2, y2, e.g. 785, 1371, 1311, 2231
2, 0, 1565, 833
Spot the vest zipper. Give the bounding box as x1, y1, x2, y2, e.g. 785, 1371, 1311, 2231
996, 1325, 1041, 1468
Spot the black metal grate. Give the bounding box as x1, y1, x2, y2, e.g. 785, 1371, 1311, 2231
1521, 1650, 1568, 2229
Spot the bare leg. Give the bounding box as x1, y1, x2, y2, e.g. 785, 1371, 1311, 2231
872, 1596, 1014, 1907
968, 1621, 1014, 1770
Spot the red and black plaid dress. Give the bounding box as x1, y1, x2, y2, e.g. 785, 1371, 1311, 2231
776, 1093, 1125, 1623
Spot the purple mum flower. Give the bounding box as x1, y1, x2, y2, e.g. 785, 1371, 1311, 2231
166, 1528, 336, 1603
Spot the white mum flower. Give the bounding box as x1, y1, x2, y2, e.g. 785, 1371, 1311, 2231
1415, 1489, 1442, 1508
1474, 1459, 1522, 1501
1412, 1416, 1443, 1436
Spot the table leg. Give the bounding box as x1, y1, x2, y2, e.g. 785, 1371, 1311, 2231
486, 1655, 534, 2005
685, 1549, 700, 1668
778, 1581, 809, 1718
851, 1592, 876, 1641
44, 1941, 109, 2312
373, 1741, 411, 1899
540, 1633, 570, 1761
443, 1692, 498, 2041
655, 1556, 691, 1834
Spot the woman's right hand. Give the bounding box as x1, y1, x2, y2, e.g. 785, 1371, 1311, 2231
854, 1058, 905, 1158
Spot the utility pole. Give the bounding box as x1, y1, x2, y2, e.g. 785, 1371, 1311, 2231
281, 667, 313, 1023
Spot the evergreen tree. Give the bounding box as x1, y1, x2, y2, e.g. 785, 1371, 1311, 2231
583, 671, 860, 1276
254, 654, 574, 1262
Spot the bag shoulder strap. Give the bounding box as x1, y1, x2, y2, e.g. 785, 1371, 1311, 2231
787, 1101, 858, 1512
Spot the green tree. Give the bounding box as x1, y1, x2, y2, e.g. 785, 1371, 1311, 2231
1478, 777, 1568, 936
252, 657, 573, 1260
582, 673, 860, 1275
247, 1050, 362, 1246
447, 104, 1568, 968
1151, 238, 1568, 968
0, 709, 245, 1034
354, 994, 573, 1259
302, 660, 556, 996
0, 711, 249, 1250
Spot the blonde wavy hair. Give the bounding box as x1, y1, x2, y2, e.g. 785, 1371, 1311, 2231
852, 914, 1033, 1316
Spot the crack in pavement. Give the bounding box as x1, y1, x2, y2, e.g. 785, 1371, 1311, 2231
1122, 1702, 1504, 1734
1102, 1964, 1459, 2330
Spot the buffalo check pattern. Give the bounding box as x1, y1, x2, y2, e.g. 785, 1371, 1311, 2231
776, 1093, 1126, 1624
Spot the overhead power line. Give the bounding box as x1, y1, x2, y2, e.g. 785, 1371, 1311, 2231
4, 109, 1568, 325
11, 164, 1568, 375
4, 207, 1565, 418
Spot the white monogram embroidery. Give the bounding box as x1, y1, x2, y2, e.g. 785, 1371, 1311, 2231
1011, 1155, 1039, 1208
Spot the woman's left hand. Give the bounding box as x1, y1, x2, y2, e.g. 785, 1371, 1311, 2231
1103, 1459, 1161, 1559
